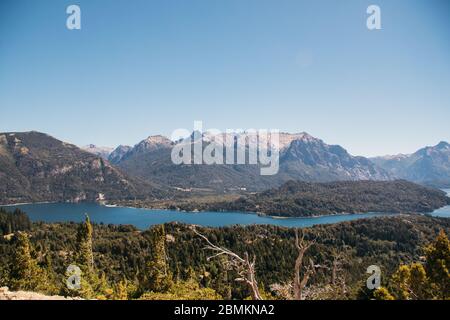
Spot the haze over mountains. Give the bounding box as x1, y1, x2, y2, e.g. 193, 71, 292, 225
371, 141, 450, 188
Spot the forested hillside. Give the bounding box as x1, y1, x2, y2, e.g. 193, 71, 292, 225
0, 132, 166, 204
166, 180, 450, 217
0, 208, 448, 299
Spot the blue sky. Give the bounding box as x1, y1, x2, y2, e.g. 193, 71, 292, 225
0, 0, 449, 156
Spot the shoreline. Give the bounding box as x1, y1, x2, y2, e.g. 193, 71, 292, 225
0, 201, 56, 207
105, 201, 426, 219
1, 200, 447, 221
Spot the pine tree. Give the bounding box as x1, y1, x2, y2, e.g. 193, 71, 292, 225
385, 230, 450, 300
76, 214, 94, 274
64, 214, 96, 298
424, 230, 450, 298
65, 214, 113, 299
42, 250, 59, 294
142, 224, 173, 293
408, 263, 430, 299
391, 264, 412, 299
9, 232, 52, 293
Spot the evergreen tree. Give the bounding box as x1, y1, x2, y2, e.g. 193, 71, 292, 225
9, 232, 52, 294
424, 230, 450, 298
390, 264, 412, 299
384, 230, 450, 300
408, 263, 430, 299
76, 214, 94, 274
141, 224, 173, 293
63, 214, 96, 298
65, 214, 112, 299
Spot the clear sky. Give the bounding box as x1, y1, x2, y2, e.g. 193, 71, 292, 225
0, 0, 449, 157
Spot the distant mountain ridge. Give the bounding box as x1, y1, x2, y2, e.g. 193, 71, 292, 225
279, 136, 390, 182
108, 145, 132, 164
0, 132, 164, 204
114, 131, 392, 191
4, 131, 448, 204
81, 144, 114, 160
118, 135, 173, 162
371, 141, 450, 188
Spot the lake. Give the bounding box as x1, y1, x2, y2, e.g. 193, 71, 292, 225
427, 188, 450, 218
2, 189, 449, 229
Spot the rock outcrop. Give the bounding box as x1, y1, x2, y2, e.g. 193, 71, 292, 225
0, 287, 82, 300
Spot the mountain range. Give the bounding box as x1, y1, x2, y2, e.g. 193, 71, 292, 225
105, 132, 392, 192
101, 133, 449, 190
371, 141, 450, 188
1, 130, 449, 205
81, 144, 114, 160
81, 132, 450, 191
0, 132, 164, 204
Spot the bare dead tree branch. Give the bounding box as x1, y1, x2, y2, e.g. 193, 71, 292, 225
329, 243, 351, 295
293, 229, 316, 300
192, 227, 263, 300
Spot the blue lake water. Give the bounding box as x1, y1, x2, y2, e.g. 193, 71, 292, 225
2, 189, 449, 230
428, 188, 450, 218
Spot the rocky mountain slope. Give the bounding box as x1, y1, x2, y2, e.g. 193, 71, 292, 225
0, 132, 164, 204
108, 145, 132, 164
0, 287, 82, 300
115, 132, 392, 191
372, 141, 450, 187
81, 144, 114, 160
4, 131, 446, 202
115, 137, 276, 192
279, 134, 390, 182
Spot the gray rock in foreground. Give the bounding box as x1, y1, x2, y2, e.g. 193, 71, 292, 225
0, 286, 83, 300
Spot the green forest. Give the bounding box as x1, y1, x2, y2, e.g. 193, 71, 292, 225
0, 207, 449, 300
157, 180, 450, 217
